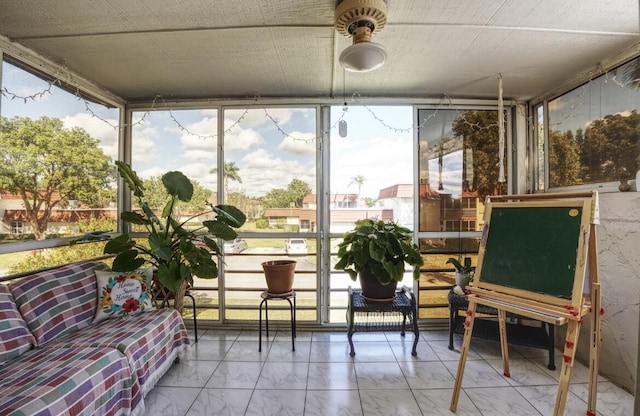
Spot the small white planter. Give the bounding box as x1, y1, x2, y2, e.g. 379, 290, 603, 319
455, 271, 472, 290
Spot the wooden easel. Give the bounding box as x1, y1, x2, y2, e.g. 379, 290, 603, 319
450, 192, 602, 416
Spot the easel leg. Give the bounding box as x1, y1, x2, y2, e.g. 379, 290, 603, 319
554, 319, 582, 416
450, 300, 477, 412
497, 309, 510, 378
587, 283, 601, 416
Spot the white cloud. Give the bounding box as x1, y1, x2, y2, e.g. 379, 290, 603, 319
278, 132, 316, 155
330, 133, 413, 198
131, 124, 158, 163
62, 112, 119, 159
175, 162, 214, 186
239, 149, 315, 196
224, 125, 263, 151
180, 116, 217, 141
224, 108, 292, 128
138, 166, 165, 179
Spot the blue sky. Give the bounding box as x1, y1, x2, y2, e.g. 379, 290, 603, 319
2, 60, 417, 200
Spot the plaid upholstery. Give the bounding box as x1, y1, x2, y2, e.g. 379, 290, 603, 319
0, 347, 132, 416
9, 261, 110, 347
51, 308, 190, 411
0, 285, 35, 366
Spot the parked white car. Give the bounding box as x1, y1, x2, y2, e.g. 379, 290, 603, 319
223, 238, 248, 254
285, 238, 307, 255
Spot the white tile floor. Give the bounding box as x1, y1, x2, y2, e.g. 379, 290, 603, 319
143, 329, 634, 416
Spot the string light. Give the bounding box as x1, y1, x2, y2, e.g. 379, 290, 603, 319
1, 79, 61, 102
2, 80, 508, 142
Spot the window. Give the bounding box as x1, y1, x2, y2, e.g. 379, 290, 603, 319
10, 221, 24, 235
0, 59, 120, 277
328, 105, 415, 323
130, 107, 221, 318
416, 107, 504, 318
547, 56, 640, 189
129, 106, 319, 323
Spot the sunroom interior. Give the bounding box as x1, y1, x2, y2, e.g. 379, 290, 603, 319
1, 0, 639, 413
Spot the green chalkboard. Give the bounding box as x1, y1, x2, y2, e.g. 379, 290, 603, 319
478, 205, 583, 299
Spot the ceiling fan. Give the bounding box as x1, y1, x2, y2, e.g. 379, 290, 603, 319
335, 0, 388, 72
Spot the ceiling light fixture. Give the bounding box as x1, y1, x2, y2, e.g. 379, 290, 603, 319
335, 0, 388, 72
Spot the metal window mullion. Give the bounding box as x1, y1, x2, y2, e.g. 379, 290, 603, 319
319, 105, 331, 324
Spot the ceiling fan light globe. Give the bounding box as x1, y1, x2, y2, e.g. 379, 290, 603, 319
339, 42, 387, 72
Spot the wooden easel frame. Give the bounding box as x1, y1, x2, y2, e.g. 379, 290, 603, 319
450, 192, 601, 416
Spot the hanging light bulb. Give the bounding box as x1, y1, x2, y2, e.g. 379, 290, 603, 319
339, 119, 348, 138
339, 70, 348, 137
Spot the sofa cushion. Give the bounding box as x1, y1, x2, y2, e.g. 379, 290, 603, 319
50, 308, 190, 411
94, 268, 155, 323
0, 346, 132, 416
9, 261, 110, 347
0, 284, 35, 365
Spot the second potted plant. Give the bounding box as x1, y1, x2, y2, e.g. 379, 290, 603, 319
334, 218, 424, 302
446, 256, 475, 290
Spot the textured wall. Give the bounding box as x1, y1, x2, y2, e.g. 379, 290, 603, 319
557, 192, 640, 393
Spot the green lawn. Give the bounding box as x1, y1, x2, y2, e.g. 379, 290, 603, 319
0, 252, 30, 272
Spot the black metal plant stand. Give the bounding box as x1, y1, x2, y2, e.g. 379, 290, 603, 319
448, 289, 556, 370
346, 286, 419, 356
258, 290, 296, 352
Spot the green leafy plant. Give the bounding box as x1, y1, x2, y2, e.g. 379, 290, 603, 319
334, 218, 424, 284
75, 161, 246, 311
446, 257, 475, 275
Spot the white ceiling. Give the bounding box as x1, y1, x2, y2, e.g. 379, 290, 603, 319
0, 0, 638, 103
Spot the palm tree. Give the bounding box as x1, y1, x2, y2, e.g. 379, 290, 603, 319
210, 161, 242, 197
349, 175, 366, 204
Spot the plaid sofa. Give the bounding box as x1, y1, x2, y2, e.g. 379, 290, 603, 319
0, 261, 191, 416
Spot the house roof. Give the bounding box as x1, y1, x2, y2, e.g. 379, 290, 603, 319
378, 184, 412, 199
330, 209, 393, 222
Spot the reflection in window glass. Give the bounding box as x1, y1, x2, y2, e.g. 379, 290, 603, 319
548, 56, 640, 188
0, 60, 119, 277
416, 108, 501, 320
417, 109, 503, 233
535, 104, 546, 191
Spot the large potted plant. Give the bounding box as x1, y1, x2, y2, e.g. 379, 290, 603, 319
334, 218, 424, 301
77, 161, 246, 312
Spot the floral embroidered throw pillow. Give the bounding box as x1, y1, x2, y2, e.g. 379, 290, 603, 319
94, 268, 155, 323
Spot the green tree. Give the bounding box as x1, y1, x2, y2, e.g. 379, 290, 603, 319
451, 111, 507, 200
77, 217, 117, 233
210, 161, 242, 197
548, 129, 582, 187
581, 111, 640, 182
262, 188, 290, 209
0, 116, 114, 240
349, 175, 366, 200
262, 179, 312, 209
362, 197, 378, 207
227, 191, 257, 219
287, 179, 312, 207
137, 176, 211, 214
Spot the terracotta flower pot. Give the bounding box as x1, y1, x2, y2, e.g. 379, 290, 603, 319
261, 260, 296, 294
